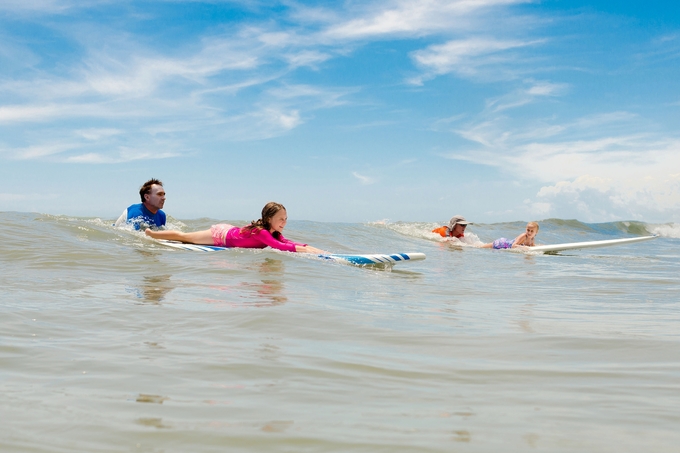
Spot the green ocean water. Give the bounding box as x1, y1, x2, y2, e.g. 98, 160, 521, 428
1, 212, 679, 452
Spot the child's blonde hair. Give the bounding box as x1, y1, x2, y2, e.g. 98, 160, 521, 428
527, 221, 539, 231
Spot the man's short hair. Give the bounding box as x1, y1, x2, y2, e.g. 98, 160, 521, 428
139, 178, 163, 202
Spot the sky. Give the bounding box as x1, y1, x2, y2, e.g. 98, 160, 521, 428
1, 0, 679, 224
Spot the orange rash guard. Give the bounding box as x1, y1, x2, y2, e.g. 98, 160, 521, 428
432, 226, 449, 237
432, 226, 464, 238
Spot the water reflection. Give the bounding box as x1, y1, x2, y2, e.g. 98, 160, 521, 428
128, 274, 175, 304
136, 394, 168, 404
204, 258, 287, 307
134, 249, 162, 259
243, 258, 287, 306
261, 420, 294, 432
135, 418, 171, 429
516, 303, 537, 333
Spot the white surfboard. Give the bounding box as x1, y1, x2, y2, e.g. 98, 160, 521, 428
154, 240, 426, 266
514, 235, 658, 254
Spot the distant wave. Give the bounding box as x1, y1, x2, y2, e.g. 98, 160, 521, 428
541, 219, 680, 238
539, 218, 651, 236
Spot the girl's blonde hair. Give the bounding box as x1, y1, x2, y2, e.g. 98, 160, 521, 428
527, 221, 539, 231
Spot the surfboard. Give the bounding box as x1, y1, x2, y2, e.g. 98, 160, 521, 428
155, 241, 230, 252
511, 235, 658, 254
316, 252, 426, 266
154, 240, 426, 266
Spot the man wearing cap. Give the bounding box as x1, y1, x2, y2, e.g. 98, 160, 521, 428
432, 215, 471, 239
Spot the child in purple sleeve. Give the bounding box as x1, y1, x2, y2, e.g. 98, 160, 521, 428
480, 222, 539, 249
145, 202, 326, 254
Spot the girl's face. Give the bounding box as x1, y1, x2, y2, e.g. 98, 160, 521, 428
269, 209, 287, 233
525, 225, 538, 238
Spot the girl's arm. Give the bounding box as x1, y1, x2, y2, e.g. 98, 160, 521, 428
257, 231, 328, 254
511, 232, 530, 247
295, 245, 327, 254
278, 234, 305, 247
255, 230, 298, 252
280, 234, 328, 254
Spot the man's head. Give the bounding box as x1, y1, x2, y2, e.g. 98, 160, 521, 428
448, 215, 471, 238
139, 179, 166, 213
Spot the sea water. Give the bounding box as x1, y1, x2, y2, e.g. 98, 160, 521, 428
1, 212, 679, 452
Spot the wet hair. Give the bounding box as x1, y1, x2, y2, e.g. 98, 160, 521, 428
527, 221, 539, 231
241, 202, 286, 239
139, 179, 163, 203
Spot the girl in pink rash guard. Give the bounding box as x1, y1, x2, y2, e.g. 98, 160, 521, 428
145, 202, 326, 254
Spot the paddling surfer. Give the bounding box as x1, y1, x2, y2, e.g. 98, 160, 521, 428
144, 201, 326, 254
114, 178, 167, 230
481, 222, 539, 249
432, 215, 471, 240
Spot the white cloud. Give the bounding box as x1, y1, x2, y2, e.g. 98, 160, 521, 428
266, 84, 354, 109
65, 149, 180, 164
65, 153, 113, 163
287, 4, 340, 25
1, 30, 271, 108
444, 105, 680, 221
0, 0, 545, 168
283, 50, 332, 68
0, 0, 84, 13
535, 173, 680, 221
528, 201, 551, 216
0, 12, 368, 158
0, 104, 69, 122
0, 100, 173, 123
1, 140, 182, 163
81, 41, 261, 98
526, 81, 565, 96
323, 0, 526, 40
537, 176, 615, 198
261, 108, 301, 130
485, 80, 568, 112
654, 33, 679, 44
352, 171, 376, 185
410, 37, 542, 84
511, 135, 669, 182
6, 143, 79, 160
75, 128, 122, 140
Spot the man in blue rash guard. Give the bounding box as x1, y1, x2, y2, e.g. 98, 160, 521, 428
114, 179, 167, 230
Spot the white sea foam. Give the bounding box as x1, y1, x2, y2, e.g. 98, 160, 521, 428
648, 223, 680, 239
369, 220, 486, 246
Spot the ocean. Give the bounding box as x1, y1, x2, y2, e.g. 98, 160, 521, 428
1, 211, 679, 452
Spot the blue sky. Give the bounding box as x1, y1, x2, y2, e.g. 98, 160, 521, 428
1, 0, 679, 223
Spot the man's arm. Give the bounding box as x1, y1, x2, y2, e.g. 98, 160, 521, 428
113, 209, 128, 227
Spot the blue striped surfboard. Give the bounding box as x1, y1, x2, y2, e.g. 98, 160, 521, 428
155, 240, 426, 266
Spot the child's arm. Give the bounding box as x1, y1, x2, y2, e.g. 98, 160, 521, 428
511, 232, 531, 247
295, 245, 328, 254
256, 230, 299, 252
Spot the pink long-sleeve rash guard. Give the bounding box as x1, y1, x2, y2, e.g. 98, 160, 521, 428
224, 226, 306, 252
